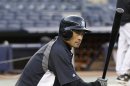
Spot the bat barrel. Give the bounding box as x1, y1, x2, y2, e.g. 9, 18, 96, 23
116, 8, 124, 13
102, 8, 124, 79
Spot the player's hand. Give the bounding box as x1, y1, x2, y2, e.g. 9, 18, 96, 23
96, 77, 107, 86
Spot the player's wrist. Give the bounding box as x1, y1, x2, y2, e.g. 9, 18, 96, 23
96, 77, 107, 86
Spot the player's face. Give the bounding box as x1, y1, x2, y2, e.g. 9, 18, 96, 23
66, 30, 84, 48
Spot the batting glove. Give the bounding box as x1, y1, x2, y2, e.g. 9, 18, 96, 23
96, 77, 107, 86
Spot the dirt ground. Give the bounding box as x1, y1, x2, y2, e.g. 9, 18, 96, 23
77, 71, 117, 77
0, 70, 116, 80
0, 71, 128, 86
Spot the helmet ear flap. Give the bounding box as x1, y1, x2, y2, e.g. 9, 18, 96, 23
62, 30, 73, 40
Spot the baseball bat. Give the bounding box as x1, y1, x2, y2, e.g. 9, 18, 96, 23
102, 8, 124, 79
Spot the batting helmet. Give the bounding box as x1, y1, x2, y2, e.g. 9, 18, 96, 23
59, 15, 90, 40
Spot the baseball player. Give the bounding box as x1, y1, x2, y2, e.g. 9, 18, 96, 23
15, 15, 107, 86
115, 0, 130, 84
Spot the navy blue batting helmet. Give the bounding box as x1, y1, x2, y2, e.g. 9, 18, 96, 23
59, 15, 90, 40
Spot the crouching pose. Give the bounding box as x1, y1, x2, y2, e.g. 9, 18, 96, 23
15, 15, 107, 86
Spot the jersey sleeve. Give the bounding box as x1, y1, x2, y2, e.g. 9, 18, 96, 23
49, 48, 80, 85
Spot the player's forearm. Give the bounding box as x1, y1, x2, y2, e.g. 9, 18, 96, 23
63, 79, 101, 86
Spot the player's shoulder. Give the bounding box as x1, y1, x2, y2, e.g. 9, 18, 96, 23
51, 40, 68, 54
52, 41, 65, 53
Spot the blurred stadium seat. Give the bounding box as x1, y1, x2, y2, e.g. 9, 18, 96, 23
0, 0, 117, 31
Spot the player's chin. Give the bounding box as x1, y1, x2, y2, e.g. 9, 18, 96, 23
73, 44, 80, 48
